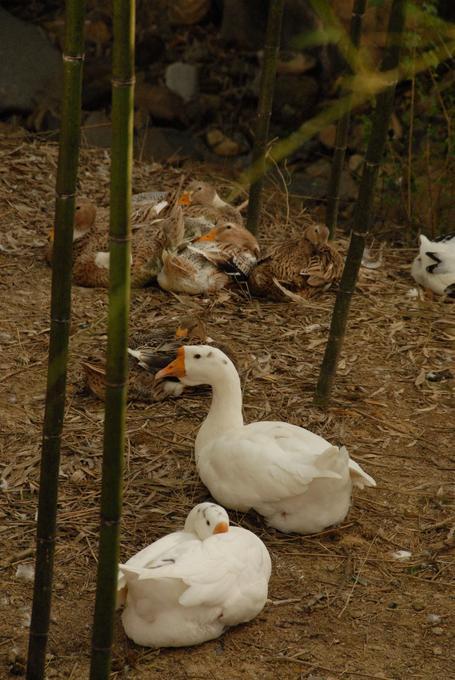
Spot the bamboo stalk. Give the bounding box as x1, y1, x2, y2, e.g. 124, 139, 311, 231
246, 0, 284, 235
26, 3, 86, 679
325, 0, 367, 239
314, 0, 406, 408
89, 1, 135, 678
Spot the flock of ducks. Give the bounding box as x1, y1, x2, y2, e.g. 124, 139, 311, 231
45, 179, 344, 298
45, 179, 453, 649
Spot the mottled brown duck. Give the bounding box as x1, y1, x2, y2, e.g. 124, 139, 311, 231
248, 223, 343, 300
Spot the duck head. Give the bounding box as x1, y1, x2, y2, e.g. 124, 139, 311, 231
195, 223, 260, 257
49, 199, 97, 244
174, 316, 207, 342
184, 502, 230, 539
304, 223, 329, 246
179, 181, 226, 209
155, 345, 233, 387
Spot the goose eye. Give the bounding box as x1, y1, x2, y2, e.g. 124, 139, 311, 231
194, 353, 201, 359
76, 206, 81, 211
206, 520, 210, 526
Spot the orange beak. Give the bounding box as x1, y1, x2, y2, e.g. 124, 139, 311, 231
194, 227, 218, 242
178, 191, 192, 206
48, 227, 55, 242
155, 347, 186, 381
174, 326, 188, 339
213, 521, 229, 534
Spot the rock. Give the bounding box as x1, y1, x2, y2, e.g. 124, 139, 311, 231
82, 56, 112, 109
206, 129, 245, 156
0, 8, 62, 114
349, 154, 364, 172
81, 110, 112, 149
135, 83, 185, 123
412, 600, 426, 612
276, 51, 317, 75
165, 62, 198, 102
136, 34, 165, 68
319, 124, 337, 148
273, 75, 319, 125
137, 127, 205, 163
169, 0, 211, 25
85, 19, 112, 48
220, 0, 267, 48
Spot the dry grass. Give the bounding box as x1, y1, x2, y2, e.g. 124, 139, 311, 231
0, 133, 454, 679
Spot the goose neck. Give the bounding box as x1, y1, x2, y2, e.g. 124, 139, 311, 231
196, 367, 243, 451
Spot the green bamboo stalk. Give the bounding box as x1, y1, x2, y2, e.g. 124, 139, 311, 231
314, 0, 406, 408
246, 0, 284, 235
89, 1, 135, 678
26, 4, 86, 679
325, 0, 367, 239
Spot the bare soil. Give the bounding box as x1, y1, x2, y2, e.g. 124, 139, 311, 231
0, 134, 454, 679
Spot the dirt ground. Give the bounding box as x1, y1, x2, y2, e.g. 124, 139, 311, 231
0, 133, 454, 680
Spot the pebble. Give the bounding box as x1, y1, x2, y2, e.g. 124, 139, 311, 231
426, 613, 441, 624
433, 646, 443, 655
431, 627, 444, 635
412, 600, 425, 611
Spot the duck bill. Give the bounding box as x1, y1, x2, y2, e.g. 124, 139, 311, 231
178, 191, 192, 206
155, 347, 186, 381
175, 325, 189, 339
48, 227, 55, 243
194, 227, 217, 242
213, 521, 229, 534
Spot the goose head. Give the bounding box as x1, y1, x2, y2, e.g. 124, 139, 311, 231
184, 502, 230, 539
195, 223, 260, 257
155, 345, 234, 387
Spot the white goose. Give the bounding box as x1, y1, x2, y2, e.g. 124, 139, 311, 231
156, 347, 376, 534
117, 502, 271, 648
411, 233, 455, 297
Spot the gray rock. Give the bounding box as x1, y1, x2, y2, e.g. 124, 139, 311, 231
137, 127, 205, 163
165, 62, 198, 102
0, 8, 62, 114
81, 111, 112, 149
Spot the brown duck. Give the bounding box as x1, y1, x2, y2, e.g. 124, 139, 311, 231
248, 223, 343, 300
179, 181, 244, 228
157, 223, 260, 295
82, 316, 210, 402
46, 193, 187, 288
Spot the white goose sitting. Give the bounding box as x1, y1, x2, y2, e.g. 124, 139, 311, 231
156, 347, 376, 534
411, 233, 455, 298
117, 502, 271, 648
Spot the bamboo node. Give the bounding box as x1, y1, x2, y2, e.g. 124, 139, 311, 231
63, 53, 85, 63
111, 77, 136, 87
50, 317, 71, 324
104, 380, 127, 389
101, 519, 121, 527
109, 235, 132, 244
56, 192, 77, 199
